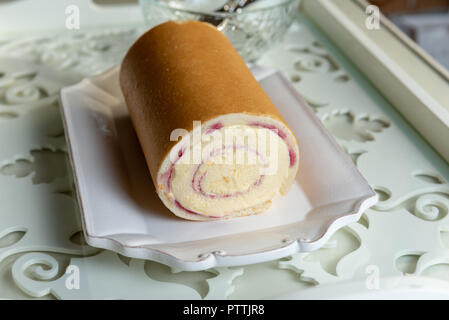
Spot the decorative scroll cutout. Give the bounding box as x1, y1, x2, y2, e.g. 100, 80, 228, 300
145, 261, 214, 299
12, 251, 202, 299
282, 191, 449, 284
0, 174, 97, 264
204, 268, 244, 300
0, 60, 76, 116
412, 193, 448, 221
1, 148, 68, 185
279, 228, 367, 285
341, 146, 367, 166
395, 254, 423, 275
357, 213, 370, 229
302, 95, 329, 112
290, 74, 301, 83
286, 42, 350, 86
0, 105, 67, 166
374, 187, 392, 202
413, 172, 446, 185
323, 111, 390, 143
0, 230, 26, 248
155, 264, 244, 299
290, 46, 339, 73
0, 29, 143, 76
374, 187, 449, 222
69, 231, 88, 246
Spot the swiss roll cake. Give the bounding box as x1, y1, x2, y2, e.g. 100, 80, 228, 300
119, 21, 299, 221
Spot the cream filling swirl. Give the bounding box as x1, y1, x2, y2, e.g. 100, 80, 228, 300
162, 123, 292, 218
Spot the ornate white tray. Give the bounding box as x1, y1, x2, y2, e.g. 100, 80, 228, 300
59, 65, 377, 271
2, 0, 449, 300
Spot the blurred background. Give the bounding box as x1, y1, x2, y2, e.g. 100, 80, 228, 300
0, 0, 448, 68
92, 0, 449, 68
369, 0, 449, 69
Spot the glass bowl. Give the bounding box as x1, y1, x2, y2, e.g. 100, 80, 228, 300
139, 0, 300, 62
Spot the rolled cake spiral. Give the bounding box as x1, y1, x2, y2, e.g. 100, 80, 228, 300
119, 21, 299, 221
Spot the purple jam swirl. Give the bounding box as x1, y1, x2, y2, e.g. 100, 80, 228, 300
162, 121, 296, 218
249, 122, 296, 167
205, 122, 224, 135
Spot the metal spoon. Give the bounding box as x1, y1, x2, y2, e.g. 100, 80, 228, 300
200, 0, 259, 30
215, 0, 259, 13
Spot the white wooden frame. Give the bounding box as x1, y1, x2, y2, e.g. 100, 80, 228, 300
301, 0, 449, 163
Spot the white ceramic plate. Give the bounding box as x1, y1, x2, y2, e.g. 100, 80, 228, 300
59, 65, 377, 271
